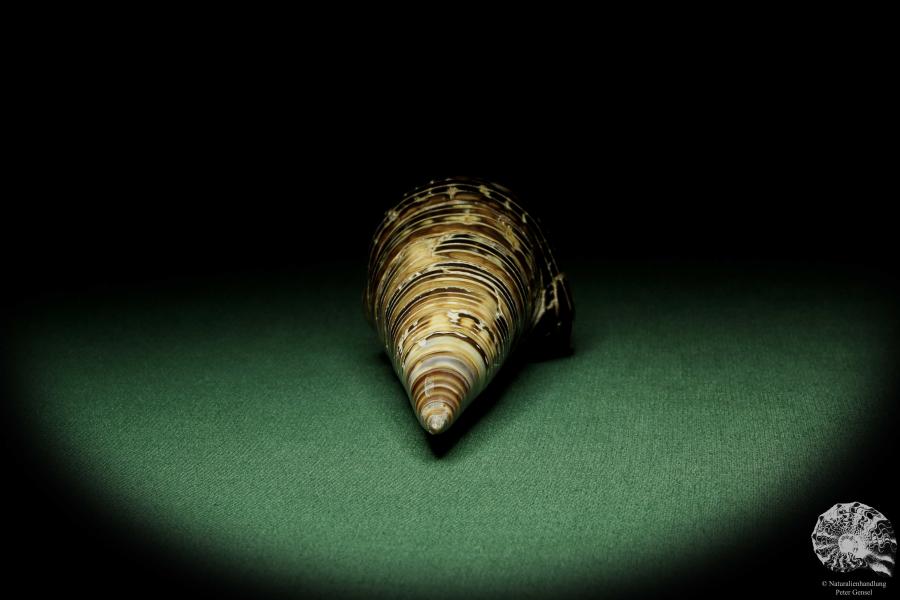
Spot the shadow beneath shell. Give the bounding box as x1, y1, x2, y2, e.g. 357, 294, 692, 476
372, 339, 577, 459
425, 342, 575, 458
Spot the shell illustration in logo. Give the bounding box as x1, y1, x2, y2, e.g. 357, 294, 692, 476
811, 502, 896, 576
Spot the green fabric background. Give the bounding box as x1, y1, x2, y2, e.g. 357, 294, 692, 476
14, 264, 896, 597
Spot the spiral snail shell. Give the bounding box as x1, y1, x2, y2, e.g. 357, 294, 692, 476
811, 502, 896, 576
364, 177, 573, 434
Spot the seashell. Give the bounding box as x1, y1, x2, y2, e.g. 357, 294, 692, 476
811, 502, 896, 576
365, 177, 573, 434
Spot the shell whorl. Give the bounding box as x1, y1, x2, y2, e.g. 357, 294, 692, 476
364, 177, 573, 434
811, 502, 896, 576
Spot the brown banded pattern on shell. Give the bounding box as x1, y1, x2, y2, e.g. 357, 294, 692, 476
364, 177, 573, 434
